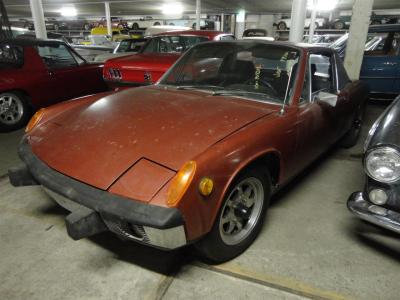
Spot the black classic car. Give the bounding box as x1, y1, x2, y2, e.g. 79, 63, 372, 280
348, 95, 400, 232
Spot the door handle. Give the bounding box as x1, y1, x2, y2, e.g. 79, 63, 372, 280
48, 70, 55, 76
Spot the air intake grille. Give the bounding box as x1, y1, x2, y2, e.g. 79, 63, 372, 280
108, 68, 122, 81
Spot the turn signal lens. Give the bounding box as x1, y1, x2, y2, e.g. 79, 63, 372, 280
199, 177, 214, 196
25, 108, 45, 133
167, 161, 196, 207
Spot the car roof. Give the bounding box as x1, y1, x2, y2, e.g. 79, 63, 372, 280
1, 38, 65, 47
154, 30, 231, 38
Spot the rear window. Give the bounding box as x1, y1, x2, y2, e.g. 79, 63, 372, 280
141, 35, 209, 54
0, 44, 24, 67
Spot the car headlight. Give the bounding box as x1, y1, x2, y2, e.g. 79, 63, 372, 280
25, 108, 45, 133
365, 147, 400, 183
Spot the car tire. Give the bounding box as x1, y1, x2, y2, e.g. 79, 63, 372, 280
277, 21, 287, 30
340, 103, 365, 148
334, 21, 345, 30
84, 24, 90, 31
195, 167, 271, 263
54, 24, 59, 31
131, 22, 139, 30
0, 91, 31, 133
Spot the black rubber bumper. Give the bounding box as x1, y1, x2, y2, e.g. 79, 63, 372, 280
10, 139, 184, 231
347, 191, 400, 234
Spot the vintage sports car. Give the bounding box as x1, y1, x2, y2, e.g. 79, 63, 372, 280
0, 39, 107, 132
347, 95, 400, 233
103, 30, 235, 90
9, 41, 368, 262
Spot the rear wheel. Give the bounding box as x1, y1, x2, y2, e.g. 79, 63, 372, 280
340, 103, 365, 148
334, 20, 345, 30
277, 21, 287, 30
195, 167, 271, 263
0, 92, 31, 132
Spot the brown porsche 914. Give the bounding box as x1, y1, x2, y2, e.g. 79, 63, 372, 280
9, 40, 368, 262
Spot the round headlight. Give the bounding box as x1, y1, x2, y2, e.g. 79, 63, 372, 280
365, 147, 400, 183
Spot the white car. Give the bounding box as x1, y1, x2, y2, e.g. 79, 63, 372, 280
94, 38, 147, 63
275, 17, 325, 30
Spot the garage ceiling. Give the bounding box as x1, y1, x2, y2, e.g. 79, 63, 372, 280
4, 0, 400, 17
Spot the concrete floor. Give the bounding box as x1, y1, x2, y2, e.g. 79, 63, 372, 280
1, 102, 399, 300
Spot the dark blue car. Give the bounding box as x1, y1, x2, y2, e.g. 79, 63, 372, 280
330, 24, 400, 98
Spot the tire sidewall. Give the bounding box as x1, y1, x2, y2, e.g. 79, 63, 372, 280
195, 167, 271, 263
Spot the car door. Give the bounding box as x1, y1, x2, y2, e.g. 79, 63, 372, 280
295, 51, 341, 171
360, 32, 398, 94
36, 43, 96, 104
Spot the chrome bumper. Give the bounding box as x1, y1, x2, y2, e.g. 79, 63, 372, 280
347, 192, 400, 234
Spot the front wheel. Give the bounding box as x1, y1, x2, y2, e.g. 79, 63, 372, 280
277, 21, 287, 30
195, 167, 271, 263
0, 92, 31, 132
334, 21, 345, 30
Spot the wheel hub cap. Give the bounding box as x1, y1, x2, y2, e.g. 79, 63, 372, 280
0, 94, 24, 125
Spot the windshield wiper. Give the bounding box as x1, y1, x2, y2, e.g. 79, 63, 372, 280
175, 85, 224, 91
212, 90, 279, 102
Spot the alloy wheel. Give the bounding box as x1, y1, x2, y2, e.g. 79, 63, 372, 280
219, 177, 264, 245
0, 94, 24, 125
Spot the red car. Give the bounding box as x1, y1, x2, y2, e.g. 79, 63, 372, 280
103, 30, 235, 89
93, 17, 128, 29
10, 41, 368, 262
0, 39, 107, 132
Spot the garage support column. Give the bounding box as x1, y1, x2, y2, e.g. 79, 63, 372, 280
196, 0, 201, 30
344, 0, 374, 80
104, 1, 112, 36
288, 0, 307, 43
29, 0, 47, 39
221, 13, 224, 31
308, 0, 317, 43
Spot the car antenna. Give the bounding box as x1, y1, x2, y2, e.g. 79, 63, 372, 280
280, 64, 294, 115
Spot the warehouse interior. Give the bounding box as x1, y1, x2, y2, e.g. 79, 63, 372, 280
1, 0, 400, 299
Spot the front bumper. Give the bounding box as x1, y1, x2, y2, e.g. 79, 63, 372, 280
347, 192, 400, 234
9, 139, 187, 249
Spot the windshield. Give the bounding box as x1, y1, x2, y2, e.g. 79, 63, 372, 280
160, 42, 300, 103
141, 35, 209, 54
116, 39, 147, 53
0, 44, 23, 67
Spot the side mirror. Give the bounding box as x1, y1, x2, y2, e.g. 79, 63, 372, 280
314, 91, 338, 107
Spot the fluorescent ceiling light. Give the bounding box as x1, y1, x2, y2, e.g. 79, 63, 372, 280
60, 6, 77, 17
161, 2, 183, 15
307, 0, 338, 11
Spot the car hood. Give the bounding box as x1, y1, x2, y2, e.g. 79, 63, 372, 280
29, 86, 279, 190
106, 53, 180, 72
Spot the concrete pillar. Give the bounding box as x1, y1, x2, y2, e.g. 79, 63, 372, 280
344, 0, 374, 80
29, 0, 47, 39
221, 13, 224, 32
196, 0, 201, 30
235, 9, 246, 38
308, 0, 317, 43
105, 1, 112, 36
288, 0, 307, 43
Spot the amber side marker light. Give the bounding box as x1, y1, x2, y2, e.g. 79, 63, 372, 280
25, 108, 45, 133
167, 161, 196, 207
199, 177, 214, 196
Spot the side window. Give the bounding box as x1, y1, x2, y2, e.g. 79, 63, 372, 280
219, 35, 235, 41
309, 53, 335, 97
365, 32, 400, 56
37, 44, 78, 69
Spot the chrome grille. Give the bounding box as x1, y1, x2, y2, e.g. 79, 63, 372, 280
102, 214, 149, 243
